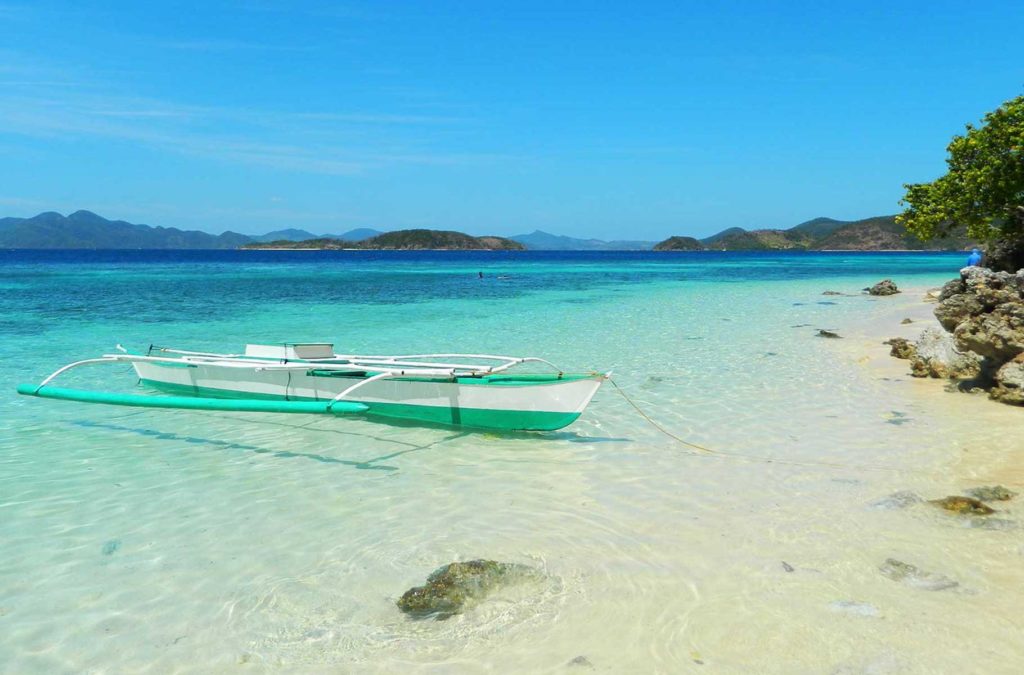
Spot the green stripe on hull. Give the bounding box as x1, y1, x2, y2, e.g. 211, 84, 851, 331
139, 379, 581, 431
359, 400, 580, 431
16, 384, 367, 415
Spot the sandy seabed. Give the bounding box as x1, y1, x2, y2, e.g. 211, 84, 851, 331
2, 276, 1023, 674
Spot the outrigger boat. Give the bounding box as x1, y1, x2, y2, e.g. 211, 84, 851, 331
17, 343, 608, 431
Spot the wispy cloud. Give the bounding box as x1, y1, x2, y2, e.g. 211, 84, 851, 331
0, 85, 503, 175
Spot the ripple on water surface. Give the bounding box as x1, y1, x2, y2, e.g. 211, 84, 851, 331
1, 252, 1022, 672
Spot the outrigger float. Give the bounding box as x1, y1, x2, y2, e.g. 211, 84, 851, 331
17, 344, 608, 431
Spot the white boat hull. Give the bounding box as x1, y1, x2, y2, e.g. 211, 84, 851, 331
131, 361, 605, 431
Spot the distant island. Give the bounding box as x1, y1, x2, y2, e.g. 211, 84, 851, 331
509, 230, 656, 251
0, 210, 252, 249
0, 210, 975, 251
652, 236, 702, 251
243, 230, 525, 251
654, 216, 975, 251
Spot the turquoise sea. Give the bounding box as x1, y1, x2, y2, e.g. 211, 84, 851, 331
2, 250, 1022, 673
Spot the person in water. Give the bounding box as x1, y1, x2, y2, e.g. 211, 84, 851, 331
966, 248, 983, 267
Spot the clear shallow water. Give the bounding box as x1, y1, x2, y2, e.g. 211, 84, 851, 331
1, 251, 1022, 673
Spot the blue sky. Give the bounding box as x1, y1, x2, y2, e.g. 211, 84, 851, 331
1, 1, 1022, 239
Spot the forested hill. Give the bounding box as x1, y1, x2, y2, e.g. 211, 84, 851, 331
242, 229, 526, 250
0, 210, 250, 249
655, 215, 975, 251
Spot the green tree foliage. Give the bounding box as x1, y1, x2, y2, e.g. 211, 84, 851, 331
898, 95, 1024, 247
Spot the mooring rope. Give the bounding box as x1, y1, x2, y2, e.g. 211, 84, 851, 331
607, 377, 1024, 485
608, 378, 715, 455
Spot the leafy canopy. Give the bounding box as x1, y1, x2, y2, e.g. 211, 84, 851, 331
898, 95, 1024, 242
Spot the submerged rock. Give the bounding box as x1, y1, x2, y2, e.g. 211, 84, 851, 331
878, 558, 958, 591
964, 517, 1019, 531
868, 279, 900, 296
828, 600, 880, 617
901, 317, 914, 324
929, 495, 996, 515
908, 328, 982, 379
885, 337, 916, 360
870, 490, 923, 510
568, 656, 594, 668
397, 559, 540, 620
965, 485, 1017, 502
822, 290, 843, 296
818, 329, 842, 339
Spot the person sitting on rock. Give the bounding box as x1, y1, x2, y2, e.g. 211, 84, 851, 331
966, 248, 983, 267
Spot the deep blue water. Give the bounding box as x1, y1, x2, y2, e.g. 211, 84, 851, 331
0, 249, 965, 334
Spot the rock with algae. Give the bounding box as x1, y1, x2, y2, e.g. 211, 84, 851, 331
868, 279, 900, 296
397, 559, 540, 620
965, 485, 1017, 502
929, 495, 996, 515
879, 558, 958, 591
885, 337, 916, 360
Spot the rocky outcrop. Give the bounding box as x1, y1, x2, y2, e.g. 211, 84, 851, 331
396, 560, 540, 619
984, 236, 1024, 273
990, 354, 1024, 404
867, 279, 900, 296
908, 328, 982, 379
931, 267, 1024, 405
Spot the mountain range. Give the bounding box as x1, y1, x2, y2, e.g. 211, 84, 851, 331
0, 211, 386, 249
251, 227, 383, 243
0, 210, 251, 249
0, 210, 975, 251
654, 215, 974, 251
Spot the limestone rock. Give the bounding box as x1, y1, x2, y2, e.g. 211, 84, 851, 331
965, 485, 1017, 502
990, 353, 1024, 405
929, 495, 996, 515
817, 329, 841, 339
984, 237, 1024, 273
928, 267, 1024, 405
397, 559, 540, 620
908, 328, 981, 379
867, 279, 900, 296
900, 317, 913, 324
953, 303, 1024, 362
